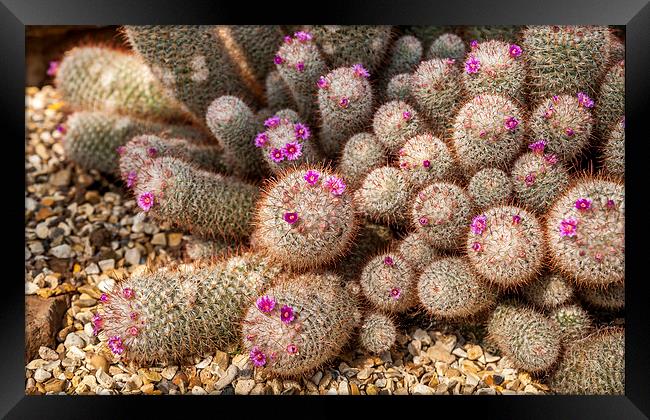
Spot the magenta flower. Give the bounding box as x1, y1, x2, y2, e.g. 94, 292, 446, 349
294, 123, 311, 140
129, 312, 139, 321
465, 55, 481, 74
399, 161, 410, 169
107, 336, 125, 355
383, 256, 394, 266
544, 108, 555, 119
419, 216, 429, 226
264, 116, 281, 128
402, 111, 412, 120
512, 214, 521, 225
100, 293, 109, 303
269, 148, 285, 163
422, 160, 431, 168
324, 176, 346, 196
353, 63, 370, 78
525, 173, 536, 186
294, 31, 312, 42
256, 295, 276, 313
317, 76, 329, 89
559, 218, 578, 237
249, 346, 267, 367
508, 44, 523, 58
116, 145, 125, 156
389, 287, 401, 300
283, 212, 299, 225
122, 287, 135, 300
283, 35, 293, 44
295, 61, 305, 72
544, 154, 558, 165
338, 97, 349, 108
92, 314, 103, 335
126, 171, 137, 188
127, 326, 139, 336
286, 344, 298, 354
304, 170, 320, 185
470, 40, 478, 49
575, 198, 592, 211
137, 192, 155, 212
47, 61, 59, 77
552, 95, 560, 103
274, 55, 283, 65
504, 116, 519, 131
471, 242, 482, 252
280, 305, 295, 324
577, 92, 594, 108
254, 132, 269, 148
606, 199, 616, 209
147, 147, 157, 157
283, 142, 303, 161
470, 214, 487, 235
594, 252, 604, 262
528, 140, 547, 154
56, 124, 66, 134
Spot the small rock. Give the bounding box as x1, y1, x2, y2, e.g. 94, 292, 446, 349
84, 263, 100, 275
477, 387, 497, 395
452, 347, 468, 358
96, 369, 115, 389
38, 346, 59, 361
124, 247, 141, 266
338, 381, 349, 395
35, 223, 49, 239
427, 343, 456, 364
50, 169, 71, 187
151, 233, 167, 246
64, 332, 86, 349
466, 344, 483, 361
90, 354, 109, 373
350, 383, 360, 395
34, 368, 52, 383
161, 366, 178, 381
413, 329, 431, 345
25, 282, 39, 295
25, 295, 69, 361
413, 384, 434, 395
191, 386, 207, 395
43, 379, 66, 393
49, 244, 72, 259
214, 365, 238, 391
357, 367, 372, 381
366, 384, 378, 395
167, 233, 183, 247
234, 379, 256, 395
212, 351, 229, 372
98, 259, 115, 272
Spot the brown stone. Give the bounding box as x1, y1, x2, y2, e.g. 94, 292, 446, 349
25, 295, 69, 362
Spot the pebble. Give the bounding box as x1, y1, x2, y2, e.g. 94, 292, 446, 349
234, 379, 256, 395
39, 346, 59, 361
337, 381, 350, 395
466, 345, 483, 361
124, 247, 141, 266
167, 233, 183, 247
64, 333, 86, 349
49, 244, 72, 259
413, 383, 434, 395
34, 368, 52, 383
98, 259, 115, 272
25, 282, 39, 295
161, 366, 178, 381
35, 223, 49, 239
191, 386, 207, 395
151, 233, 167, 246
44, 379, 66, 393
84, 263, 100, 275
96, 369, 114, 388
214, 365, 238, 390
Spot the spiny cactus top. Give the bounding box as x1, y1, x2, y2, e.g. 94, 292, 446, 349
372, 101, 425, 155
398, 133, 456, 190
358, 312, 397, 354
360, 252, 418, 314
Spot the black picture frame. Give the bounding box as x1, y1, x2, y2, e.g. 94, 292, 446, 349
8, 0, 650, 418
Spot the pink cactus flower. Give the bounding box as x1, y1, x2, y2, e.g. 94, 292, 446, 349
107, 336, 125, 355
508, 44, 523, 58
577, 92, 594, 108
283, 212, 299, 225
137, 192, 155, 212
280, 305, 295, 324
47, 61, 59, 77
422, 160, 431, 168
127, 326, 139, 336
304, 170, 320, 185
274, 55, 283, 65
559, 218, 578, 237
264, 116, 281, 128
390, 287, 401, 300
256, 295, 276, 313
249, 346, 266, 367
122, 288, 135, 300
465, 55, 481, 74
286, 344, 298, 354
254, 132, 268, 148
324, 176, 346, 196
504, 116, 519, 131
295, 61, 305, 72
283, 142, 303, 161
338, 97, 350, 108
471, 242, 482, 252
471, 215, 487, 235
317, 76, 329, 89
512, 214, 521, 225
419, 216, 429, 226
353, 63, 370, 78
294, 31, 312, 42
565, 127, 575, 137
575, 198, 592, 211
402, 111, 412, 120
126, 171, 137, 188
269, 148, 285, 163
294, 123, 311, 140
528, 140, 547, 154
525, 173, 536, 186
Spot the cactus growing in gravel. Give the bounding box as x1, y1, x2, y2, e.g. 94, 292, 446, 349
550, 304, 593, 341
522, 272, 575, 310
451, 95, 525, 174
265, 71, 296, 111
317, 65, 374, 157
124, 26, 258, 119
461, 40, 526, 103
467, 205, 545, 288
360, 252, 418, 314
398, 133, 456, 190
355, 166, 412, 225
93, 252, 281, 363
397, 232, 439, 273
252, 167, 357, 270
252, 110, 323, 173
418, 257, 497, 319
241, 272, 360, 377
595, 60, 625, 137
381, 36, 423, 84
522, 25, 610, 102
206, 95, 268, 180
133, 156, 259, 241
545, 178, 625, 287
550, 327, 624, 394
359, 312, 397, 354
55, 46, 189, 122
372, 101, 425, 154
274, 31, 328, 123
411, 58, 462, 134
467, 168, 513, 209
579, 282, 625, 311
427, 33, 466, 61
412, 182, 473, 250
385, 73, 413, 102
601, 116, 625, 179
63, 111, 210, 175
510, 144, 570, 214
306, 25, 393, 73
337, 133, 386, 190
529, 94, 594, 161
487, 302, 562, 373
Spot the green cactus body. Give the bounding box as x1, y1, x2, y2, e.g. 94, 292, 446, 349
412, 182, 473, 250
550, 327, 624, 394
372, 101, 425, 154
550, 304, 592, 342
55, 46, 188, 122
275, 31, 328, 123
595, 60, 624, 138
265, 70, 296, 111
124, 26, 257, 120
241, 273, 360, 377
411, 58, 462, 135
359, 312, 397, 354
307, 25, 393, 73
511, 149, 570, 214
522, 25, 610, 103
529, 94, 594, 161
63, 111, 209, 175
545, 178, 625, 287
317, 66, 374, 157
355, 166, 412, 225
133, 156, 259, 241
93, 252, 281, 364
487, 302, 562, 373
360, 252, 417, 314
397, 232, 439, 273
398, 133, 456, 190
337, 133, 386, 190
253, 167, 357, 270
579, 282, 625, 311
252, 110, 322, 174
206, 95, 268, 180
462, 40, 526, 103
467, 205, 545, 288
522, 272, 575, 310
451, 95, 525, 175
427, 33, 466, 61
467, 168, 513, 209
601, 116, 625, 179
418, 257, 497, 319
381, 35, 423, 84
463, 26, 521, 43
385, 73, 414, 103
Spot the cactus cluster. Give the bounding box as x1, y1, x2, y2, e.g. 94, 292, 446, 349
51, 25, 624, 392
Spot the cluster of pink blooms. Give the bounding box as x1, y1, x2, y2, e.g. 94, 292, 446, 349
256, 295, 296, 324
577, 92, 595, 108
470, 214, 487, 235
275, 31, 312, 71
254, 117, 311, 163
301, 169, 346, 196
